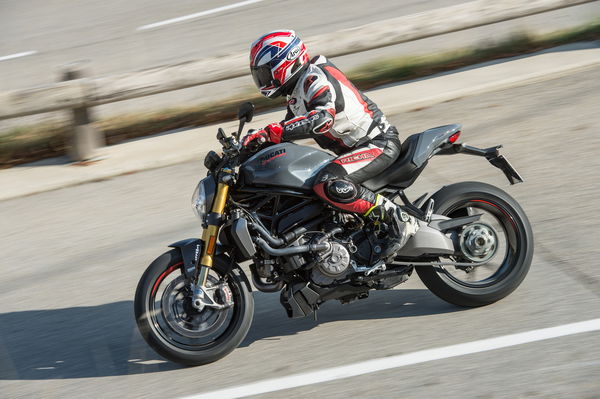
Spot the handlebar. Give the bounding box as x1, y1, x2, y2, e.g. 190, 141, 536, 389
216, 128, 267, 158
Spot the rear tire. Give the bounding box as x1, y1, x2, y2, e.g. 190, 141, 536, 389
134, 249, 253, 365
416, 181, 533, 307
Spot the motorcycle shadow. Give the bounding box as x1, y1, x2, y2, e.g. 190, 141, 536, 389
240, 288, 463, 347
0, 289, 460, 380
0, 300, 182, 380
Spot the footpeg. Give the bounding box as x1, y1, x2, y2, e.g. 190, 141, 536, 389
353, 260, 386, 276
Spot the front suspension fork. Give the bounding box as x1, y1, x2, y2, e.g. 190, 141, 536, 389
196, 180, 230, 286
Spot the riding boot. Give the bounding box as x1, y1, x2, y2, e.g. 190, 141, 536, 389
365, 195, 419, 259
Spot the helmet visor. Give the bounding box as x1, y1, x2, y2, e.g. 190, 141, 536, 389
251, 64, 273, 89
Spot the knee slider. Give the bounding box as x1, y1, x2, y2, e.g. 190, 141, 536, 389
325, 179, 359, 203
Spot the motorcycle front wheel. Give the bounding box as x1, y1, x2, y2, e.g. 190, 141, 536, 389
416, 181, 533, 307
134, 249, 253, 366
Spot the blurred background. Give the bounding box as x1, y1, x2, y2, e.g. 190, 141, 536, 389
1, 0, 599, 398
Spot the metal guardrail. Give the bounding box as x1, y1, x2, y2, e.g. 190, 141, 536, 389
0, 0, 594, 159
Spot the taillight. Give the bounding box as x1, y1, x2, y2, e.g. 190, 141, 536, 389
449, 131, 461, 143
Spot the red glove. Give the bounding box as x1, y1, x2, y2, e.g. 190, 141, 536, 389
242, 123, 283, 147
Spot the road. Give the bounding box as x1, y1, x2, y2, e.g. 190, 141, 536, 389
0, 0, 598, 123
0, 0, 462, 91
1, 67, 599, 398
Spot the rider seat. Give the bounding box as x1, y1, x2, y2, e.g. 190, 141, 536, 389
363, 124, 461, 191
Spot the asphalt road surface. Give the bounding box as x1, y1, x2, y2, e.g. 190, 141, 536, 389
1, 67, 599, 398
0, 0, 463, 90
0, 0, 598, 122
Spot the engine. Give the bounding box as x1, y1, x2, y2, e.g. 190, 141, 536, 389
249, 210, 395, 290
310, 240, 352, 285
280, 220, 376, 287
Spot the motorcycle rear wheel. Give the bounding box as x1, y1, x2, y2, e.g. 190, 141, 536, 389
416, 181, 533, 307
134, 249, 253, 365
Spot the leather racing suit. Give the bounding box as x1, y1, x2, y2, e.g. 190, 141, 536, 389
278, 55, 402, 217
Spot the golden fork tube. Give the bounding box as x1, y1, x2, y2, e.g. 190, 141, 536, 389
198, 182, 229, 285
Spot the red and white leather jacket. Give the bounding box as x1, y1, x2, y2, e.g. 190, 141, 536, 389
280, 55, 391, 154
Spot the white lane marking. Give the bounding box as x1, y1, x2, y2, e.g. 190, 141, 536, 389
132, 359, 168, 365
0, 50, 37, 62
137, 0, 266, 31
182, 318, 600, 399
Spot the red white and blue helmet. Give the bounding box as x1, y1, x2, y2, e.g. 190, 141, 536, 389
250, 30, 310, 98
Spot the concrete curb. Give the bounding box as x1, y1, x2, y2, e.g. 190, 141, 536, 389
383, 59, 600, 115
1, 43, 598, 202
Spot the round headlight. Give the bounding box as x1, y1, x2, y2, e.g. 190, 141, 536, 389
191, 181, 207, 221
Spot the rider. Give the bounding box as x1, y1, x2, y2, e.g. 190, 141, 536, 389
243, 30, 418, 256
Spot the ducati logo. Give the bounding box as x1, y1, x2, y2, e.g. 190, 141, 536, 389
337, 152, 376, 164
259, 149, 287, 166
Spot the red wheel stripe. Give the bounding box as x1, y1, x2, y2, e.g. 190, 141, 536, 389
471, 199, 517, 231
151, 262, 183, 298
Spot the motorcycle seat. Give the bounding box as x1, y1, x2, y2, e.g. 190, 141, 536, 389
363, 124, 461, 191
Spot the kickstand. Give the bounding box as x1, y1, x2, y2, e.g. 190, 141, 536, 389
313, 309, 318, 322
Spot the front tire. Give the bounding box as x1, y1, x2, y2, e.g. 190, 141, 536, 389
134, 249, 253, 365
416, 182, 533, 307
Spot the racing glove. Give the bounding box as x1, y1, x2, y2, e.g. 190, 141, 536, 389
241, 123, 283, 147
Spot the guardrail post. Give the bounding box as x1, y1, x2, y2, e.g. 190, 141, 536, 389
61, 63, 104, 161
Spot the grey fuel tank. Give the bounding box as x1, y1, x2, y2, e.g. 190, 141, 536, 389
240, 143, 333, 191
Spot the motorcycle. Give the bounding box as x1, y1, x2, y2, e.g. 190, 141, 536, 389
134, 102, 533, 365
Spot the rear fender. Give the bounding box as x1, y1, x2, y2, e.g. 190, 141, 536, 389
168, 239, 252, 292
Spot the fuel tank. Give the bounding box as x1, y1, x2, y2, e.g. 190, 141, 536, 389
240, 143, 333, 191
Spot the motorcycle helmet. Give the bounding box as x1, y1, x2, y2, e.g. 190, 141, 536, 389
250, 30, 310, 98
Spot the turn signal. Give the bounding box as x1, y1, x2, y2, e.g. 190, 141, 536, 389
449, 131, 461, 143
206, 236, 218, 255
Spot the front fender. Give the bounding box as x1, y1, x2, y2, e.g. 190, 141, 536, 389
168, 238, 252, 292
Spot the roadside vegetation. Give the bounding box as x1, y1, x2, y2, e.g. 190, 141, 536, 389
1, 21, 598, 168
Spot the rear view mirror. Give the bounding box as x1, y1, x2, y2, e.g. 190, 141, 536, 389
236, 102, 255, 139
216, 127, 226, 141
238, 102, 255, 123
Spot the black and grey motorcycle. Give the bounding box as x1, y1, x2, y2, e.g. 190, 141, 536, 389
134, 102, 533, 365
